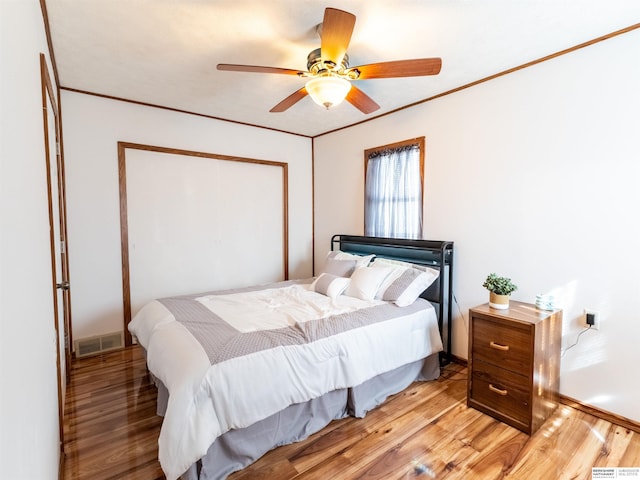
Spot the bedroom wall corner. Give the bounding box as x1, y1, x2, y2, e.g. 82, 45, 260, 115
0, 0, 62, 478
313, 27, 640, 424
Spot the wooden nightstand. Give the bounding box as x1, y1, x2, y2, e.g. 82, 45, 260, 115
467, 301, 562, 434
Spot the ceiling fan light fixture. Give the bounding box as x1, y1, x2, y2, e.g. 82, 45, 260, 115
305, 76, 351, 109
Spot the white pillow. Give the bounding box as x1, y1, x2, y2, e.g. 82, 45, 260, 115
327, 250, 375, 268
381, 267, 440, 307
312, 273, 351, 299
321, 257, 357, 277
370, 261, 407, 298
344, 266, 395, 301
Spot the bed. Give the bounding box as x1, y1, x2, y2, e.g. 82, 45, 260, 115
129, 235, 454, 480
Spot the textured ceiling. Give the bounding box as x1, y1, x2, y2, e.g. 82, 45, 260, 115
45, 0, 640, 137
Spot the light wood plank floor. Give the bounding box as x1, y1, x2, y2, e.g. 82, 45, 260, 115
63, 346, 640, 479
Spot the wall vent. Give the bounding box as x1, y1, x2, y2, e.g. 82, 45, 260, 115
75, 332, 124, 358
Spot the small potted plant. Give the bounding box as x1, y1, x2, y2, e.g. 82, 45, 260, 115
483, 273, 518, 310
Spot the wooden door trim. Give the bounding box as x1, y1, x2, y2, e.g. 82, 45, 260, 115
40, 52, 65, 454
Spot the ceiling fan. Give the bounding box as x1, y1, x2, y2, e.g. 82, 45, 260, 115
217, 7, 442, 114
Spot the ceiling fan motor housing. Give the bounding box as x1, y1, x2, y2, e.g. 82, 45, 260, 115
307, 48, 353, 77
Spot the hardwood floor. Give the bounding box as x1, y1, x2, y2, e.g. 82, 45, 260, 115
63, 346, 640, 479
63, 346, 164, 480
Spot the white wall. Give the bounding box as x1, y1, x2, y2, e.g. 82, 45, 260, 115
0, 1, 61, 478
314, 29, 640, 422
61, 92, 313, 340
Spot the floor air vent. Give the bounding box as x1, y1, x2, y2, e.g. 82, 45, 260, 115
75, 332, 124, 358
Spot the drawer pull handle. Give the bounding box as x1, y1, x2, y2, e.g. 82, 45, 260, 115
489, 341, 510, 351
489, 384, 508, 396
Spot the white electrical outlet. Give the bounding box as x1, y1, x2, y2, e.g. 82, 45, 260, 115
584, 309, 600, 330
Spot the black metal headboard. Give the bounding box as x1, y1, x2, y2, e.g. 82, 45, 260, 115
331, 234, 454, 364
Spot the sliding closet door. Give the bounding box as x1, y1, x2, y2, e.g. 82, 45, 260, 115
119, 143, 288, 344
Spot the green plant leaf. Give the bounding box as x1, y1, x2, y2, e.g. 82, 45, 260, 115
482, 272, 518, 295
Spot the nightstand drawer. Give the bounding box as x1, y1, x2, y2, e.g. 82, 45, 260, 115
470, 360, 530, 426
472, 317, 532, 375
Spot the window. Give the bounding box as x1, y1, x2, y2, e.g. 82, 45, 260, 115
364, 137, 424, 239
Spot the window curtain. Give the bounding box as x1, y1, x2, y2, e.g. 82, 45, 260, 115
365, 144, 422, 239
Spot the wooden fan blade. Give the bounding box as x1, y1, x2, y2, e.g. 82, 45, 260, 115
270, 87, 308, 112
217, 64, 304, 76
350, 58, 442, 79
320, 8, 356, 66
346, 85, 380, 114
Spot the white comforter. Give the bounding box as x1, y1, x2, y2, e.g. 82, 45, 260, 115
129, 283, 442, 480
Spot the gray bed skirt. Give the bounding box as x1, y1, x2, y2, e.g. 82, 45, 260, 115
154, 353, 440, 480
